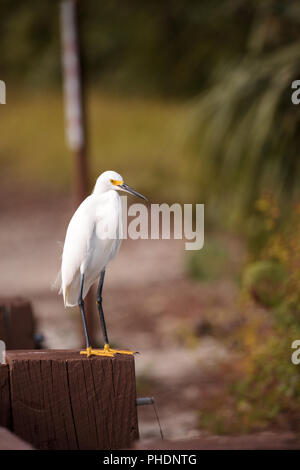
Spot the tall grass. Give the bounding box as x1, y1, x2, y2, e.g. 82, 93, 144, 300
186, 30, 300, 224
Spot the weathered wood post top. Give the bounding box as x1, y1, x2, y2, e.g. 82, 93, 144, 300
1, 350, 139, 450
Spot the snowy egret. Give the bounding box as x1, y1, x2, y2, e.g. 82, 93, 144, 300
60, 170, 147, 357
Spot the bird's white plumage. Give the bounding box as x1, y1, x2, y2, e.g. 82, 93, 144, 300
61, 171, 123, 306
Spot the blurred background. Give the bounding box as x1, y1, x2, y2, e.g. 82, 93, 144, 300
1, 0, 300, 442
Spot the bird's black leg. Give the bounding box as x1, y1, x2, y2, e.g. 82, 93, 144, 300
78, 273, 91, 349
96, 269, 109, 345
95, 270, 135, 356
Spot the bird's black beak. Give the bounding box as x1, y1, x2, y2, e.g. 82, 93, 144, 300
120, 183, 148, 201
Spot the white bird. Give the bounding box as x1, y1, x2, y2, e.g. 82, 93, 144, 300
60, 170, 147, 357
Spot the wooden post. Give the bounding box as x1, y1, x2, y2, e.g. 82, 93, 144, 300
0, 363, 10, 429
0, 297, 37, 349
3, 350, 139, 450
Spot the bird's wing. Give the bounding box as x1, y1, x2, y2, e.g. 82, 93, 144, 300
61, 196, 97, 292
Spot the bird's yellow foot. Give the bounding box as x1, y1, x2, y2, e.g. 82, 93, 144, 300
103, 343, 137, 355
80, 344, 136, 357
80, 346, 114, 357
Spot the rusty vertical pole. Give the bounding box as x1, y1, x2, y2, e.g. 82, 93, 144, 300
60, 0, 96, 347
60, 0, 87, 202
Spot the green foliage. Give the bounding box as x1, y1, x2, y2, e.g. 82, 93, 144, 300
232, 324, 300, 432
240, 199, 300, 428
199, 198, 300, 434
243, 260, 287, 307
246, 194, 282, 260
187, 0, 300, 220
0, 1, 253, 96
1, 2, 61, 87
200, 330, 300, 434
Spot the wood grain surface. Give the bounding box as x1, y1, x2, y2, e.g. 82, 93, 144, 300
4, 350, 139, 450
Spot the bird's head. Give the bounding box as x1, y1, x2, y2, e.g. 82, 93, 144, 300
94, 170, 147, 200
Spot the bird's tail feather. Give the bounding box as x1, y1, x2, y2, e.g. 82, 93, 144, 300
63, 270, 83, 307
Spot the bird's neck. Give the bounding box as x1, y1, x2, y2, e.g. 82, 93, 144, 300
93, 180, 105, 194
93, 184, 119, 200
